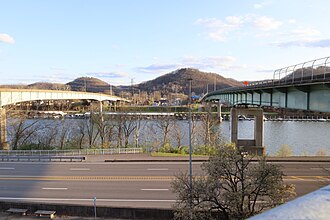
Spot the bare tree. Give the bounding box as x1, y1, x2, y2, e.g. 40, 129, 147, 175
58, 121, 71, 150
143, 121, 161, 152
155, 116, 173, 149
7, 111, 43, 150
172, 120, 185, 148
35, 124, 58, 149
200, 111, 220, 147
122, 117, 137, 147
134, 114, 145, 148
91, 113, 108, 148
75, 119, 87, 149
105, 120, 116, 148
85, 114, 99, 148
172, 144, 295, 220
114, 116, 124, 148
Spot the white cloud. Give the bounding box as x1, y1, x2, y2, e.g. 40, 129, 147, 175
195, 18, 235, 41
253, 4, 263, 9
291, 27, 320, 39
272, 27, 324, 48
0, 33, 15, 44
273, 38, 330, 48
225, 16, 244, 26
255, 65, 275, 73
86, 71, 129, 78
195, 14, 282, 41
181, 56, 247, 71
135, 56, 247, 76
253, 16, 282, 31
288, 19, 297, 24
253, 1, 272, 9
136, 63, 180, 74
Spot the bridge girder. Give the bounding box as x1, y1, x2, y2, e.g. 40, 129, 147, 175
0, 89, 128, 107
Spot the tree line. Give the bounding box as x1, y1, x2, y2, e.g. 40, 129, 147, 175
7, 108, 222, 153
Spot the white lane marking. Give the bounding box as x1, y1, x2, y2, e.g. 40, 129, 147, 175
42, 188, 68, 190
0, 167, 15, 170
0, 197, 175, 202
70, 168, 90, 171
147, 168, 169, 171
141, 189, 169, 191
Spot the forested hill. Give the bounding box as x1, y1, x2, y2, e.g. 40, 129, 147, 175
137, 68, 242, 95
1, 68, 242, 96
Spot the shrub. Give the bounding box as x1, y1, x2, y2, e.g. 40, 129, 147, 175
276, 144, 293, 157
315, 148, 327, 156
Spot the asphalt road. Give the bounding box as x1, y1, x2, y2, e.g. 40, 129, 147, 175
0, 161, 329, 208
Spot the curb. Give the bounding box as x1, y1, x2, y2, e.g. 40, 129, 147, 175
104, 158, 330, 163
104, 159, 208, 162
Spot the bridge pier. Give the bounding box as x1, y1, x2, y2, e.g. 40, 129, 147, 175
217, 102, 222, 123
0, 108, 9, 150
203, 102, 223, 123
230, 107, 265, 155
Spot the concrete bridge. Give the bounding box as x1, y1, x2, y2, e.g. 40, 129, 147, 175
202, 56, 330, 113
0, 89, 127, 149
201, 56, 330, 155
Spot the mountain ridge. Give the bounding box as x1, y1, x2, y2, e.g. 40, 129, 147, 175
0, 68, 242, 96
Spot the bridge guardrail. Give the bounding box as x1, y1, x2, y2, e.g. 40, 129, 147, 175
0, 148, 143, 156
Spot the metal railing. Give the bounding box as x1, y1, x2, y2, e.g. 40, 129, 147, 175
273, 56, 330, 82
0, 148, 143, 156
0, 155, 86, 162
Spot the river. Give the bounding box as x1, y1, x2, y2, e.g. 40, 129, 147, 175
7, 118, 330, 156
222, 120, 330, 156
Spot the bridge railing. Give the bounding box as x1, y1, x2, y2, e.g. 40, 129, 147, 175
0, 148, 143, 156
209, 56, 330, 95
273, 56, 330, 84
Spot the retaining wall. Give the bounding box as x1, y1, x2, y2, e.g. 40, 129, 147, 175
0, 201, 174, 219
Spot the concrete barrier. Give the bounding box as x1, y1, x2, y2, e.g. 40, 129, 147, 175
0, 201, 174, 219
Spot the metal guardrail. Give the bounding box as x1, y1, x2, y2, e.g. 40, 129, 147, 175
0, 148, 143, 156
0, 155, 85, 162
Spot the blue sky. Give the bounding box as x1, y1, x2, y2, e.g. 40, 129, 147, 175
1, 0, 330, 85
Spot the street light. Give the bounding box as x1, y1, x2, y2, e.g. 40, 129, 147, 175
187, 78, 193, 213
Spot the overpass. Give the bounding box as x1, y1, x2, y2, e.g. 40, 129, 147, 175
0, 89, 128, 149
0, 88, 127, 107
201, 56, 330, 155
202, 56, 330, 113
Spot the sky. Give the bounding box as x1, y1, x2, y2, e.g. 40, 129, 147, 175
1, 0, 330, 86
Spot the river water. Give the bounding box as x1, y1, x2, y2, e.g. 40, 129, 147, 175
222, 120, 330, 156
7, 118, 330, 156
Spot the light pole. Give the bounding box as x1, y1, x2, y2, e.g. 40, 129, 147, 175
214, 75, 216, 91
188, 78, 193, 214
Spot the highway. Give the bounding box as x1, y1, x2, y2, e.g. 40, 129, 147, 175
0, 161, 329, 208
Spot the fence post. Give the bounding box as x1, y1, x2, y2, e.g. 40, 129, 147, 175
93, 197, 97, 219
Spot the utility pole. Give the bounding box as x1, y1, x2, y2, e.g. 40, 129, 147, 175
214, 75, 216, 91
138, 89, 141, 104
131, 78, 135, 103
110, 84, 113, 96
188, 78, 193, 218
